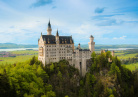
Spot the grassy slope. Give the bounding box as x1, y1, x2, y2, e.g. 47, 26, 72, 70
115, 53, 138, 59
124, 63, 138, 71
115, 51, 138, 71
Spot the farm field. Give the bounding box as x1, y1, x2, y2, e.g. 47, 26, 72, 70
115, 49, 138, 71
0, 49, 138, 71
115, 52, 138, 59
123, 63, 138, 71
0, 50, 38, 65
9, 50, 37, 54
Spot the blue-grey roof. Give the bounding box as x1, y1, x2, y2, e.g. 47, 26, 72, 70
48, 20, 51, 28
42, 35, 74, 44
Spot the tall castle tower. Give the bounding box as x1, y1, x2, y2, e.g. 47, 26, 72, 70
47, 20, 52, 35
88, 35, 95, 52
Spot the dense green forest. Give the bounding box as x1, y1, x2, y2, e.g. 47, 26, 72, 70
0, 52, 138, 97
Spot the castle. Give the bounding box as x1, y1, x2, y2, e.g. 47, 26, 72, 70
38, 21, 95, 76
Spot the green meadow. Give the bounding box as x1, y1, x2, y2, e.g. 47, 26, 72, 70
115, 52, 138, 59
0, 49, 138, 71
0, 50, 38, 65
115, 50, 138, 71
123, 63, 138, 71
9, 50, 37, 54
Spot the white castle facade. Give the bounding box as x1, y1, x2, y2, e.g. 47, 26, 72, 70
38, 21, 95, 76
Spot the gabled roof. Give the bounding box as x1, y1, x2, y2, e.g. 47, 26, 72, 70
59, 36, 73, 44
42, 35, 56, 44
42, 35, 74, 44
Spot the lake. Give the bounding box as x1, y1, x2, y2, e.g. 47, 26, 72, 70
107, 48, 134, 51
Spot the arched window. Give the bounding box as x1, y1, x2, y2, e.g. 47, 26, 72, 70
39, 47, 43, 56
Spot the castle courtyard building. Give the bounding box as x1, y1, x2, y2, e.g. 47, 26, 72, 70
38, 21, 95, 76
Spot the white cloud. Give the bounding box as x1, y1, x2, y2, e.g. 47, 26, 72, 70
120, 36, 126, 39
113, 36, 126, 40
113, 37, 117, 39
0, 0, 138, 44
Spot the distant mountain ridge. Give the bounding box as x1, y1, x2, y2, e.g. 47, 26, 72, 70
78, 44, 138, 50
0, 43, 38, 49
0, 43, 138, 50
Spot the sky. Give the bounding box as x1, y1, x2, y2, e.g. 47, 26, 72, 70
0, 0, 138, 45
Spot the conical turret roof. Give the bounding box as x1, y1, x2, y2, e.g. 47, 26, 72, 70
56, 29, 59, 36
48, 20, 51, 28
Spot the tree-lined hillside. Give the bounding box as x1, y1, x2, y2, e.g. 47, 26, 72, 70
0, 52, 138, 97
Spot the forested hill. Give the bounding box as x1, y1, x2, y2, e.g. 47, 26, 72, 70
0, 52, 138, 97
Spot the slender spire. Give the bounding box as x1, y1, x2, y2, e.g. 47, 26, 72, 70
48, 20, 51, 28
56, 29, 59, 36
47, 20, 52, 35
41, 32, 42, 36
90, 35, 94, 38
78, 43, 81, 49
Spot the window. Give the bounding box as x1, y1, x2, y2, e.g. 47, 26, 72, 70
39, 47, 43, 56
